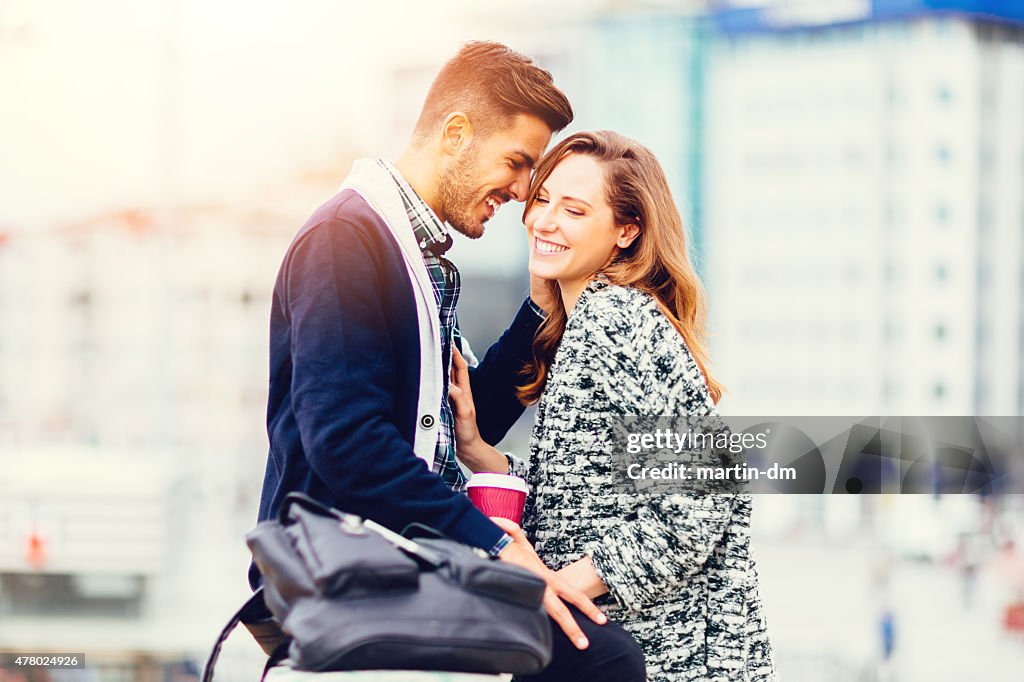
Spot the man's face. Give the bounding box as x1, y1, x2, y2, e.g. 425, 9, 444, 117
438, 114, 552, 239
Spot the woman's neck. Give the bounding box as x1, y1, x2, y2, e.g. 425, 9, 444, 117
558, 278, 588, 313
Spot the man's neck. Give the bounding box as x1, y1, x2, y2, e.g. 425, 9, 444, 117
394, 150, 446, 223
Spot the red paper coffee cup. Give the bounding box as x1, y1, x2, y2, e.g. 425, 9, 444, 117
467, 473, 528, 525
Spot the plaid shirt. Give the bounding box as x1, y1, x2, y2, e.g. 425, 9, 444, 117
379, 161, 512, 557
378, 160, 467, 490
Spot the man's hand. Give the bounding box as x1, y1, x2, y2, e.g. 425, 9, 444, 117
493, 517, 607, 650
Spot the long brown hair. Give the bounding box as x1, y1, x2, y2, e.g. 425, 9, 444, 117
517, 131, 723, 405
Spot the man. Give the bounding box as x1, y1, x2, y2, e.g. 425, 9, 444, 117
255, 42, 643, 678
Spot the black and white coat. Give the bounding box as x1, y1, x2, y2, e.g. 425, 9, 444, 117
508, 280, 776, 682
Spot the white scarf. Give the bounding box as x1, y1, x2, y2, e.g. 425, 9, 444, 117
339, 159, 442, 470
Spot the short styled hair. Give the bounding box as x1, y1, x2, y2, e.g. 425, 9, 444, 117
413, 41, 573, 142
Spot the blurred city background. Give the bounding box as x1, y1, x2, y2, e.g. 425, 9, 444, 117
2, 0, 1024, 680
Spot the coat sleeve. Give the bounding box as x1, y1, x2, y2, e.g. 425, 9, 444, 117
284, 217, 505, 552
466, 299, 543, 445
577, 293, 736, 612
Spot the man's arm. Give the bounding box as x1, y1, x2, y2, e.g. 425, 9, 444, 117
466, 298, 544, 444
285, 217, 505, 552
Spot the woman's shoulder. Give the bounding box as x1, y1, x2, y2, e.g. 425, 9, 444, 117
583, 279, 654, 306
578, 281, 714, 413
575, 280, 668, 339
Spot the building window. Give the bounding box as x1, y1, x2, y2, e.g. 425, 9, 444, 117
886, 143, 904, 167
882, 381, 899, 400
885, 200, 904, 228
934, 323, 947, 340
0, 572, 143, 617
933, 383, 946, 400
936, 264, 949, 282
979, 143, 995, 172
884, 318, 900, 341
978, 204, 993, 234
886, 84, 901, 109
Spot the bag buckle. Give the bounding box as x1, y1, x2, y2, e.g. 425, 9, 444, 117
338, 514, 368, 536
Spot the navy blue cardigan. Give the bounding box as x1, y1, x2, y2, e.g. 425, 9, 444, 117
253, 189, 538, 586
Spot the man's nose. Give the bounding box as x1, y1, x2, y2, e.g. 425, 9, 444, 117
508, 167, 532, 202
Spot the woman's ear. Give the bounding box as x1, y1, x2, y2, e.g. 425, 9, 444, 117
616, 223, 641, 249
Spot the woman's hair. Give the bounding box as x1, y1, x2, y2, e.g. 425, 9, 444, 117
517, 130, 723, 405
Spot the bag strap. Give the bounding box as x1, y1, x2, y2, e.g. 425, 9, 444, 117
402, 522, 447, 541
364, 518, 446, 568
282, 492, 448, 568
202, 588, 280, 682
281, 491, 342, 522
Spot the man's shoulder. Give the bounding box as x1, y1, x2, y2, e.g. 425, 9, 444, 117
299, 189, 389, 241
280, 189, 407, 270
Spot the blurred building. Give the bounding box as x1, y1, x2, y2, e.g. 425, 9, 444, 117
0, 205, 284, 477
2, 1, 1023, 679
0, 173, 337, 677
413, 0, 1024, 417
575, 10, 709, 260
703, 0, 1024, 415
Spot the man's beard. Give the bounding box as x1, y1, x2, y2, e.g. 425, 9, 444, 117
437, 145, 485, 240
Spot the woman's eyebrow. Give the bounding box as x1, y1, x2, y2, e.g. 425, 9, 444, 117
537, 186, 592, 209
561, 195, 593, 209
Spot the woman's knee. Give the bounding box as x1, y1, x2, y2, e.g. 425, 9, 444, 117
524, 607, 647, 682
588, 620, 646, 681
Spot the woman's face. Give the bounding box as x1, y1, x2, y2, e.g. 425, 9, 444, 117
525, 153, 626, 289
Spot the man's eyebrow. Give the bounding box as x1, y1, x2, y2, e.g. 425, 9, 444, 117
511, 150, 536, 168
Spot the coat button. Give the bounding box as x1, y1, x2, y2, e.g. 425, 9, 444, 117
420, 414, 436, 429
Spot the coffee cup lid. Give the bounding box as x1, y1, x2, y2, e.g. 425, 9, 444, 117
466, 472, 528, 493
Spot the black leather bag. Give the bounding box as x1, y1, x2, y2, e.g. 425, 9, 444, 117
202, 493, 552, 680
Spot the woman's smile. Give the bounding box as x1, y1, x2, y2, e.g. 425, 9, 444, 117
534, 237, 569, 255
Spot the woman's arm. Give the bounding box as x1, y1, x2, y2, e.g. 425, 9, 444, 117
574, 287, 736, 612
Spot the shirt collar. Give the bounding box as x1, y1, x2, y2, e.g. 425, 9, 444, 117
378, 159, 452, 256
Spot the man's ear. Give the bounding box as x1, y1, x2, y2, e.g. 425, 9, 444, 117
440, 112, 474, 156
616, 223, 641, 249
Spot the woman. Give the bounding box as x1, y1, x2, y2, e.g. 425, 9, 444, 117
451, 131, 775, 681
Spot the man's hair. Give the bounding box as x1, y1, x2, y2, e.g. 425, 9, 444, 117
413, 41, 573, 142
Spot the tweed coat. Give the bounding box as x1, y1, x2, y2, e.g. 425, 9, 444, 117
508, 280, 776, 681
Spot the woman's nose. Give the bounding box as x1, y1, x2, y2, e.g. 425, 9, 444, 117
531, 206, 558, 233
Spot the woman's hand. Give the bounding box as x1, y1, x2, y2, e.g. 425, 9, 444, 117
449, 347, 507, 473
492, 517, 608, 650
557, 556, 609, 600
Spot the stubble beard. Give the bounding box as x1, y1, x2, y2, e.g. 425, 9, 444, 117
438, 146, 485, 240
